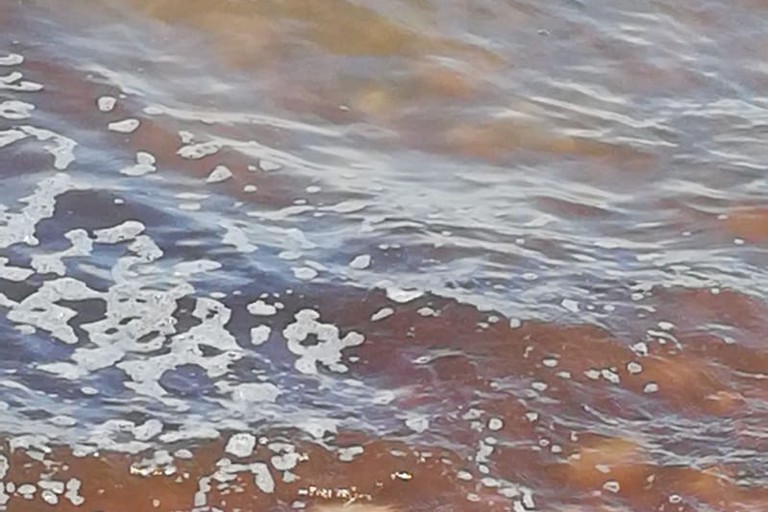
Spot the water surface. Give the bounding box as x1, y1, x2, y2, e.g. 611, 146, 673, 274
0, 1, 767, 510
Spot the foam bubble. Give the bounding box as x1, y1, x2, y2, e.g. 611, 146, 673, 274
63, 478, 85, 506
349, 254, 371, 270
31, 229, 93, 276
386, 287, 423, 303
283, 310, 365, 374
338, 445, 364, 462
96, 96, 117, 112
405, 416, 430, 433
0, 257, 34, 281
7, 278, 100, 344
248, 300, 277, 316
225, 433, 256, 458
206, 165, 233, 183
220, 221, 257, 252
370, 307, 394, 321
178, 141, 221, 159
93, 220, 145, 243
121, 151, 156, 176
229, 382, 281, 403
0, 71, 43, 91
0, 100, 34, 120
250, 325, 271, 345
252, 463, 275, 493
488, 418, 504, 431
16, 126, 77, 170
0, 53, 24, 66
292, 267, 318, 281
133, 419, 164, 441
0, 128, 26, 148
108, 118, 140, 133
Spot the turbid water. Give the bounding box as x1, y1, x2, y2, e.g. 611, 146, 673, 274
0, 0, 766, 510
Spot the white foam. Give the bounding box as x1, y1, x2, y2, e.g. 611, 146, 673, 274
370, 307, 394, 321
0, 54, 24, 66
225, 433, 256, 458
177, 141, 221, 159
292, 267, 318, 281
0, 100, 34, 120
259, 160, 282, 172
96, 96, 117, 112
172, 260, 221, 276
206, 165, 233, 183
283, 309, 365, 374
386, 287, 423, 303
17, 483, 36, 497
175, 192, 209, 200
252, 463, 275, 494
119, 297, 242, 399
133, 419, 164, 441
17, 126, 77, 170
8, 278, 100, 344
349, 254, 371, 270
250, 325, 271, 345
31, 229, 93, 276
220, 221, 257, 252
108, 118, 140, 133
121, 151, 156, 176
64, 478, 84, 506
0, 71, 43, 91
93, 220, 145, 244
178, 130, 195, 144
488, 418, 504, 431
643, 382, 659, 394
248, 300, 277, 316
405, 416, 430, 433
0, 128, 26, 148
337, 445, 364, 462
229, 382, 281, 403
0, 258, 34, 281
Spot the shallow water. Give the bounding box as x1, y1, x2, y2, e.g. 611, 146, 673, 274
0, 0, 767, 510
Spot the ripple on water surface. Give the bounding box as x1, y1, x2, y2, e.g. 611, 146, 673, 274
0, 0, 766, 510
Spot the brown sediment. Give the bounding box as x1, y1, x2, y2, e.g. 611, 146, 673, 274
18, 57, 311, 208
559, 435, 654, 495
724, 207, 768, 243
0, 291, 765, 511
110, 0, 505, 64
641, 287, 768, 351
438, 119, 658, 166
0, 432, 508, 512
310, 504, 399, 512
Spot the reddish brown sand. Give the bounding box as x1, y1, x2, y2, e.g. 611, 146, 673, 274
0, 290, 765, 511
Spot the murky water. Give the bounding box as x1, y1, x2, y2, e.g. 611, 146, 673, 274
0, 0, 767, 510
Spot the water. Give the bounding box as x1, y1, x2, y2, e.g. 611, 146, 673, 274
0, 0, 767, 510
